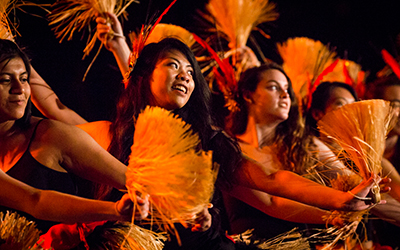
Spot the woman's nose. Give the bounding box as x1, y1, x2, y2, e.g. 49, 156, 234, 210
10, 80, 25, 94
280, 89, 289, 98
176, 71, 190, 82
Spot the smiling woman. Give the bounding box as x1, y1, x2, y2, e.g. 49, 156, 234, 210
0, 39, 149, 236
0, 57, 30, 123
149, 49, 195, 110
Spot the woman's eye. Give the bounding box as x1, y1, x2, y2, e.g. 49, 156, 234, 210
267, 85, 278, 90
169, 62, 178, 69
334, 101, 346, 108
187, 70, 193, 76
0, 79, 11, 85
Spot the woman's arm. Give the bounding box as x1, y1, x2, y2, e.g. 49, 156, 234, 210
381, 157, 400, 202
96, 12, 131, 78
225, 185, 331, 224
30, 66, 87, 125
0, 169, 147, 223
236, 155, 381, 211
40, 119, 127, 190
370, 194, 400, 227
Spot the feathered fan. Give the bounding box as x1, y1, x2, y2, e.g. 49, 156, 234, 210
125, 106, 215, 234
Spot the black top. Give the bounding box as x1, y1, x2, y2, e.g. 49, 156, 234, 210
1, 120, 78, 233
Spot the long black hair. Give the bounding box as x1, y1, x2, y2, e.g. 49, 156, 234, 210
108, 38, 213, 164
0, 39, 32, 129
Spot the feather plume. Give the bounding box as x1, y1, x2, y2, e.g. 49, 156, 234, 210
318, 100, 393, 181
48, 0, 138, 57
277, 37, 337, 107
193, 33, 238, 111
380, 49, 400, 80
0, 211, 43, 250
125, 106, 215, 234
129, 23, 195, 48
202, 0, 278, 50
322, 59, 366, 98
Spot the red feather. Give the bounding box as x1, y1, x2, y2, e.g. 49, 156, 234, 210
192, 33, 237, 95
381, 49, 400, 80
342, 61, 355, 86
126, 0, 177, 88
306, 59, 339, 109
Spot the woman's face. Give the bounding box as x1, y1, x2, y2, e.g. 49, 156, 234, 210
323, 87, 355, 114
149, 49, 195, 110
381, 85, 400, 136
247, 69, 290, 125
0, 57, 30, 123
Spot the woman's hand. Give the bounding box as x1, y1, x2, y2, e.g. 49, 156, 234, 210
343, 176, 388, 211
190, 205, 212, 232
96, 12, 125, 52
116, 193, 149, 221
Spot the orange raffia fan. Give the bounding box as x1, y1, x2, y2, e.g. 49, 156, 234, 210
47, 0, 138, 80
318, 99, 394, 202
198, 0, 277, 83
0, 0, 18, 40
277, 37, 338, 111
125, 106, 216, 243
0, 211, 43, 250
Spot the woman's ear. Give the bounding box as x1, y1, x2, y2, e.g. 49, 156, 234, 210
311, 109, 325, 121
243, 90, 253, 104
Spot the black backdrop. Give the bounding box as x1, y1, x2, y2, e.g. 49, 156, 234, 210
12, 0, 400, 121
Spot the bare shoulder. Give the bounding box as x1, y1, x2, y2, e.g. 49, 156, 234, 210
33, 118, 87, 143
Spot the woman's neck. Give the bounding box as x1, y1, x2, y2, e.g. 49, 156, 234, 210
0, 120, 17, 138
236, 116, 278, 148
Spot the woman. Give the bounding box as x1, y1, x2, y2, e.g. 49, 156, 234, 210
367, 75, 400, 173
307, 80, 400, 247
307, 81, 400, 202
223, 64, 356, 240
306, 81, 358, 137
0, 38, 148, 234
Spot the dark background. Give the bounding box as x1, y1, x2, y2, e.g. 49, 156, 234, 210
12, 0, 400, 121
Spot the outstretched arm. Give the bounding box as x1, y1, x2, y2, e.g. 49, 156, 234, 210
30, 66, 87, 125
236, 156, 383, 211
0, 169, 148, 223
96, 12, 131, 78
225, 185, 332, 225
382, 157, 400, 202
